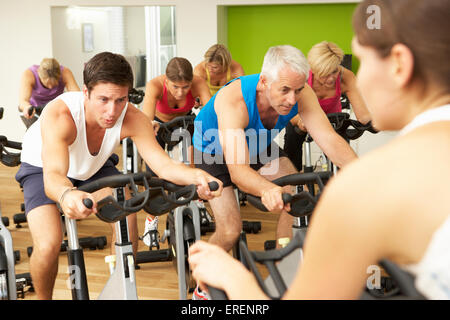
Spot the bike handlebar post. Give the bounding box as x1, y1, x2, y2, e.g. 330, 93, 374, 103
65, 218, 80, 250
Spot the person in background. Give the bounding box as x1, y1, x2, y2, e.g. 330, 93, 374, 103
18, 58, 80, 128
15, 52, 222, 299
191, 44, 357, 300
194, 44, 245, 96
284, 41, 371, 171
189, 0, 450, 300
141, 57, 211, 247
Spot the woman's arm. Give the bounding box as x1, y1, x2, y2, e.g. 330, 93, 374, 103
230, 60, 245, 78
192, 75, 212, 106
285, 154, 394, 299
141, 78, 162, 121
341, 68, 371, 124
193, 62, 207, 81
189, 240, 269, 300
299, 85, 357, 168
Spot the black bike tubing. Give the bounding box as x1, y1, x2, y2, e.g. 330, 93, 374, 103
67, 248, 90, 300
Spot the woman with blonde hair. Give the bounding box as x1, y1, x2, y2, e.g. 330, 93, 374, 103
194, 44, 245, 96
284, 41, 371, 171
189, 0, 450, 300
18, 58, 79, 128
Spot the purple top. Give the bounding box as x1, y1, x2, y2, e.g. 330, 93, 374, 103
29, 64, 65, 106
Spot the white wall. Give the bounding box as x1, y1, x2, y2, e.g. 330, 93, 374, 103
0, 0, 219, 141
51, 6, 147, 88
51, 7, 112, 87
0, 0, 53, 141
2, 0, 394, 160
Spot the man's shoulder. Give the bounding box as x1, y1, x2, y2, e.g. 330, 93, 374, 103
122, 103, 142, 124
56, 91, 83, 106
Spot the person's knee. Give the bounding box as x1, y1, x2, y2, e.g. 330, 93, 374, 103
279, 156, 298, 174
214, 221, 242, 246
32, 235, 62, 261
27, 205, 63, 261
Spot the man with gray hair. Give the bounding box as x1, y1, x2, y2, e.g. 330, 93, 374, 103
192, 45, 356, 299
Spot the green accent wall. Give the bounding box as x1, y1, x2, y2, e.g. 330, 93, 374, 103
227, 3, 359, 75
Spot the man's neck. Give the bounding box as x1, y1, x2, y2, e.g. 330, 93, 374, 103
256, 89, 278, 129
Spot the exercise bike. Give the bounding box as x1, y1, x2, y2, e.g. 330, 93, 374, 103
209, 234, 425, 300
64, 171, 218, 300
301, 112, 378, 178
135, 115, 217, 299
0, 110, 34, 299
207, 172, 424, 300
280, 113, 379, 247
246, 171, 331, 296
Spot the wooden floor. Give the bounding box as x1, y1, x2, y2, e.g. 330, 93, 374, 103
0, 151, 280, 300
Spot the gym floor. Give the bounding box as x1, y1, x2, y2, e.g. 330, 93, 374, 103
0, 147, 280, 300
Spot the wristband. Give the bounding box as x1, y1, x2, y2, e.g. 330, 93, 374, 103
59, 187, 77, 205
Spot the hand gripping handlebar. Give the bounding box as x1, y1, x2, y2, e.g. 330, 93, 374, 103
245, 172, 331, 217
76, 172, 218, 223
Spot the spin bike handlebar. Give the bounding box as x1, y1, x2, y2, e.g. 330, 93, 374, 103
128, 88, 145, 104
157, 114, 196, 148
206, 232, 305, 300
335, 118, 378, 140
294, 112, 378, 141
0, 108, 22, 167
27, 105, 45, 117
0, 136, 22, 167
246, 172, 332, 217
75, 172, 219, 223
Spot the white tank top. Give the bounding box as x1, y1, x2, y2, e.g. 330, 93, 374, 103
399, 104, 450, 299
399, 104, 450, 135
408, 216, 450, 299
21, 91, 127, 181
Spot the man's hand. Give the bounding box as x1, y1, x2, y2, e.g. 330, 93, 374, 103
261, 186, 291, 213
151, 120, 161, 135
295, 116, 306, 132
192, 169, 223, 201
60, 189, 97, 219
23, 105, 34, 119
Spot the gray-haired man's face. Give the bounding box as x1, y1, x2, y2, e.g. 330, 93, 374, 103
264, 67, 306, 115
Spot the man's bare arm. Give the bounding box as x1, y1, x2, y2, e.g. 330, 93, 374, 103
141, 79, 161, 121
299, 84, 357, 168
342, 69, 371, 124
214, 82, 285, 212
122, 106, 222, 198
18, 69, 35, 117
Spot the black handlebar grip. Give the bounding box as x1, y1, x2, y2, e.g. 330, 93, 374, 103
27, 107, 34, 116
83, 198, 93, 209
282, 193, 293, 204
208, 181, 219, 192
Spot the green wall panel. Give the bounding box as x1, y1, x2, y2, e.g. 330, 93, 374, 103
227, 3, 359, 75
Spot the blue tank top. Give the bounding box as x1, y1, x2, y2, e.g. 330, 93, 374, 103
193, 73, 298, 156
